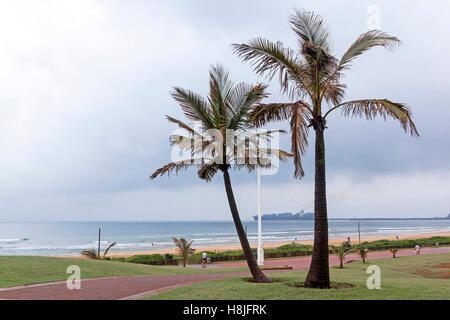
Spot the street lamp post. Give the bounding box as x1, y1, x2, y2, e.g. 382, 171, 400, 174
257, 167, 264, 266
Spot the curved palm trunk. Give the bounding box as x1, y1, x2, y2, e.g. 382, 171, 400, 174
304, 128, 330, 288
223, 169, 272, 283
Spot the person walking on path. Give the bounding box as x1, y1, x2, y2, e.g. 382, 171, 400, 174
415, 245, 421, 255
201, 252, 207, 266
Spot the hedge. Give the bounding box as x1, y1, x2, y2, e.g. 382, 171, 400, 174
120, 236, 450, 265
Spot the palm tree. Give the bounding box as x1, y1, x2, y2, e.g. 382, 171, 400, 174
151, 65, 291, 283
330, 243, 353, 269
358, 248, 368, 264
232, 10, 419, 288
81, 242, 117, 260
390, 248, 399, 258
172, 237, 195, 267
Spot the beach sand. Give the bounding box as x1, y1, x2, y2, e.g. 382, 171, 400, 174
57, 231, 450, 259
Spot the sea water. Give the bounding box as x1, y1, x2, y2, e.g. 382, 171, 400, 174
0, 220, 449, 256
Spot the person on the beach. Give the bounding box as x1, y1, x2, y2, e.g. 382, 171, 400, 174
415, 245, 420, 255
396, 235, 399, 240
201, 252, 207, 265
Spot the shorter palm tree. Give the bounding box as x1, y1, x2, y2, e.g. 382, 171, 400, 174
151, 65, 290, 282
330, 243, 353, 268
173, 237, 195, 267
390, 248, 399, 258
358, 248, 368, 264
81, 242, 117, 260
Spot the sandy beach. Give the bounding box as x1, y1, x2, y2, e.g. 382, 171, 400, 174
58, 231, 450, 258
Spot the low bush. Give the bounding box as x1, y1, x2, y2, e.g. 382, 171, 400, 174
111, 257, 126, 262
125, 254, 166, 263
352, 236, 450, 250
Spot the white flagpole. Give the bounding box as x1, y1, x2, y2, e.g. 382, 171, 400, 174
257, 167, 264, 266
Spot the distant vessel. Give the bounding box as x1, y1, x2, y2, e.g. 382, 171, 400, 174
253, 210, 314, 221
252, 212, 450, 221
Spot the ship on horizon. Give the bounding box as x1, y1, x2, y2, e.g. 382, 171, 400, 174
253, 212, 450, 221
253, 210, 314, 221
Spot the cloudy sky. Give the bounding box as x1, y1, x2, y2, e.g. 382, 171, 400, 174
0, 0, 449, 221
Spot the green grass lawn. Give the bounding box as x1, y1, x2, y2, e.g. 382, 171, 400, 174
0, 256, 245, 288
143, 252, 450, 300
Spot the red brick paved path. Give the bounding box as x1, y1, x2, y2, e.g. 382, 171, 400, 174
0, 247, 448, 300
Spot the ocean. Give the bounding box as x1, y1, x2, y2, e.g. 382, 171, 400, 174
0, 220, 449, 256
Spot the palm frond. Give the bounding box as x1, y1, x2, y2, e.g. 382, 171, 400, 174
257, 148, 293, 161
290, 101, 311, 178
336, 30, 400, 73
166, 115, 204, 139
150, 160, 202, 179
250, 103, 293, 127
102, 242, 117, 259
171, 87, 215, 129
249, 101, 310, 178
208, 64, 234, 125
232, 38, 311, 99
228, 83, 269, 130
289, 10, 332, 50
326, 99, 419, 137
197, 161, 219, 181
321, 82, 346, 106
81, 249, 98, 260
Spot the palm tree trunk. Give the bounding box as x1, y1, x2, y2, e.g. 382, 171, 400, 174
223, 168, 272, 283
304, 127, 330, 288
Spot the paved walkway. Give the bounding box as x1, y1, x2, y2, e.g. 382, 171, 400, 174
0, 247, 448, 300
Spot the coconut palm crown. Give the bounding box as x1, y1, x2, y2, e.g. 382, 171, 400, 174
151, 64, 291, 282
233, 10, 419, 288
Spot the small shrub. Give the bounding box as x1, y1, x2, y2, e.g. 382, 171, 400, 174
390, 248, 399, 258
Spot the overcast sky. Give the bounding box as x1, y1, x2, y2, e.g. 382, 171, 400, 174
0, 0, 449, 221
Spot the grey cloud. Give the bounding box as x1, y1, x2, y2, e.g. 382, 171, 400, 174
0, 0, 449, 220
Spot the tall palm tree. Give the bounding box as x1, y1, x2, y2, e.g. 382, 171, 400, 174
172, 237, 195, 267
233, 10, 419, 288
151, 64, 291, 283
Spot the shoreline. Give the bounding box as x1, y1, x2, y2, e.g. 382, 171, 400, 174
56, 231, 450, 259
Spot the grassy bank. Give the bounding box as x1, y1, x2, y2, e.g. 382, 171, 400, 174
0, 256, 245, 288
142, 252, 450, 300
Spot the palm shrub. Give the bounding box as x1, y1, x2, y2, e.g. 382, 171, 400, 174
151, 65, 291, 282
81, 242, 117, 260
358, 248, 368, 263
233, 9, 418, 287
330, 242, 353, 269
173, 237, 195, 267
390, 248, 399, 258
